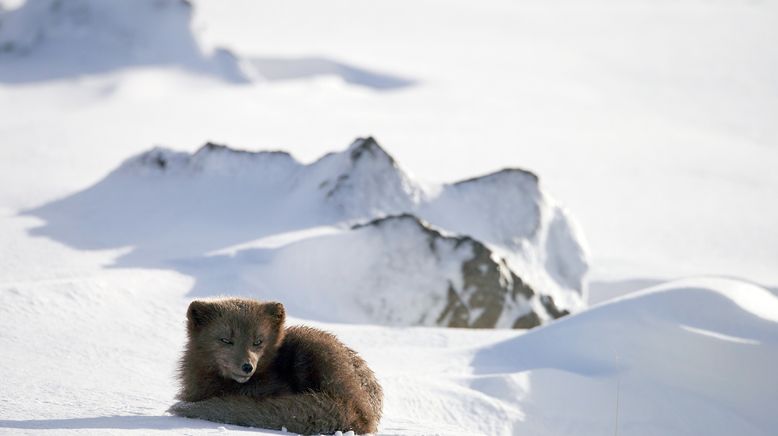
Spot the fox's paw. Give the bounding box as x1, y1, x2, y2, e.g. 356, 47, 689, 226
167, 398, 231, 422
167, 401, 197, 417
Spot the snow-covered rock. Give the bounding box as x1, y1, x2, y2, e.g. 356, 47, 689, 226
238, 213, 565, 329
0, 0, 247, 82
26, 137, 589, 329
312, 137, 424, 218
352, 214, 567, 329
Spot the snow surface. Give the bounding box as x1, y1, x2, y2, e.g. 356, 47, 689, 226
1, 0, 777, 434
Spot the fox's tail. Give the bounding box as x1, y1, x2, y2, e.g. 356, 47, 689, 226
169, 392, 375, 435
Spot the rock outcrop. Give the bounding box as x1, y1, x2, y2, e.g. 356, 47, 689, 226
355, 214, 559, 329
27, 137, 589, 329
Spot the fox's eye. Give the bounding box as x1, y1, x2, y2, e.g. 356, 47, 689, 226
253, 339, 262, 347
220, 338, 233, 345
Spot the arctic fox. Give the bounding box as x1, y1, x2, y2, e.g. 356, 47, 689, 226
168, 298, 383, 434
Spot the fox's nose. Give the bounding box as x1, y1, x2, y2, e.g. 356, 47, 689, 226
241, 363, 253, 374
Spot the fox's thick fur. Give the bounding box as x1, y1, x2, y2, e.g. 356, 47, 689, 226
168, 298, 383, 435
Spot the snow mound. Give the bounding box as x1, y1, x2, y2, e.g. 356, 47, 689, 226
0, 0, 248, 82
470, 277, 778, 435
0, 1, 417, 88
26, 137, 589, 328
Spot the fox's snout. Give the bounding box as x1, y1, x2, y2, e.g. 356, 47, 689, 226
213, 346, 261, 383
229, 350, 259, 379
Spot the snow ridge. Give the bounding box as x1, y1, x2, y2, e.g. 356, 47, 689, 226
26, 137, 589, 328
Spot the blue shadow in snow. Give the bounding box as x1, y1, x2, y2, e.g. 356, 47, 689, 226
0, 415, 283, 433
249, 56, 416, 90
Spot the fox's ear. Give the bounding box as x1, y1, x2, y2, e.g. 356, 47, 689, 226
263, 301, 286, 325
187, 300, 217, 330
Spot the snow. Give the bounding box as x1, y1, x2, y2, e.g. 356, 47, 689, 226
0, 0, 247, 82
23, 139, 586, 327
1, 0, 778, 435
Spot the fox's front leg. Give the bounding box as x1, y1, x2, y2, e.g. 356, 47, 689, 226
168, 398, 240, 423
168, 396, 288, 431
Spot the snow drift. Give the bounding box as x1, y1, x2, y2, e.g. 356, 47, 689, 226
467, 277, 778, 435
0, 0, 416, 88
1, 272, 775, 436
26, 137, 589, 329
0, 0, 247, 82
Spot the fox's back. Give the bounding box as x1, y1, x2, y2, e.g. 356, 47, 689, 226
274, 326, 383, 423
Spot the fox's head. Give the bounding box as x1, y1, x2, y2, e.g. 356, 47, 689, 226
184, 298, 286, 383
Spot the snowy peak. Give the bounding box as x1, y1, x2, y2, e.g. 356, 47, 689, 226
347, 136, 397, 166
315, 137, 421, 218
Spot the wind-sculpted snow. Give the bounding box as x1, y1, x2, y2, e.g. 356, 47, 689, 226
468, 277, 778, 435
26, 137, 588, 329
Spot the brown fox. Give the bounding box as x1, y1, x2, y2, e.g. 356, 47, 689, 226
168, 298, 383, 435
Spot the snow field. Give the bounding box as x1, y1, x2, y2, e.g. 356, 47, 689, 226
1, 0, 777, 434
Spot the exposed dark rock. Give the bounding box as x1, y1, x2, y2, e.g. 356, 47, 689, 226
133, 148, 184, 170
321, 138, 418, 217
508, 269, 535, 300
540, 295, 570, 319
124, 143, 296, 175
349, 136, 396, 166
354, 213, 567, 329
513, 311, 541, 329
437, 283, 470, 328
194, 142, 292, 159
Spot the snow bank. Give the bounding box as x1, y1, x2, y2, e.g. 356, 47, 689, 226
26, 137, 589, 328
0, 0, 247, 82
466, 277, 778, 435
0, 1, 416, 88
